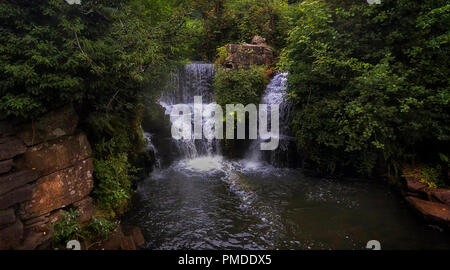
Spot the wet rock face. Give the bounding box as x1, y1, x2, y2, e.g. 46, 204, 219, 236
0, 105, 94, 249
224, 36, 273, 69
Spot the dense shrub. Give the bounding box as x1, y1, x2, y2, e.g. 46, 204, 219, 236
282, 0, 449, 178
214, 65, 267, 107
93, 153, 138, 219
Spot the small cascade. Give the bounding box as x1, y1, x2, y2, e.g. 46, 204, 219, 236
158, 62, 220, 159
245, 72, 296, 167
143, 132, 161, 169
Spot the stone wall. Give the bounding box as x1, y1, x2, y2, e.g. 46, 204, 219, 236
0, 105, 94, 249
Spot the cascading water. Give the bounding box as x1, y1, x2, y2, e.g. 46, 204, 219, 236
158, 62, 220, 159
245, 72, 297, 168
126, 65, 450, 250
143, 132, 161, 169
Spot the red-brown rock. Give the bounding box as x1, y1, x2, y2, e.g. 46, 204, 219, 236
405, 176, 427, 193
406, 196, 450, 225
0, 159, 13, 174
122, 225, 145, 247
431, 189, 450, 205
17, 133, 92, 177
17, 105, 79, 146
0, 208, 15, 227
224, 43, 273, 69
20, 159, 94, 219
73, 196, 94, 223
0, 170, 39, 196
0, 219, 23, 250
0, 137, 26, 161
120, 236, 136, 250
0, 185, 33, 210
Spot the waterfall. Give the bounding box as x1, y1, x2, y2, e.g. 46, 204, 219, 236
158, 62, 220, 159
143, 132, 161, 169
245, 72, 296, 167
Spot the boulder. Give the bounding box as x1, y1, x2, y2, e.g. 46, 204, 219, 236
0, 208, 15, 227
0, 185, 33, 210
0, 170, 39, 196
103, 227, 124, 250
251, 35, 266, 45
0, 137, 27, 161
406, 196, 450, 226
17, 105, 79, 146
20, 159, 94, 219
405, 176, 427, 193
16, 133, 92, 177
120, 236, 137, 250
431, 189, 450, 205
122, 225, 145, 247
0, 159, 14, 174
224, 43, 273, 69
0, 219, 23, 250
72, 196, 94, 223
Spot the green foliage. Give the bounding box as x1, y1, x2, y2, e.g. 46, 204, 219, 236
93, 153, 138, 219
214, 46, 232, 67
81, 217, 117, 241
53, 210, 116, 247
282, 0, 450, 175
213, 65, 267, 156
420, 165, 447, 189
190, 0, 291, 60
52, 209, 81, 245
214, 65, 267, 108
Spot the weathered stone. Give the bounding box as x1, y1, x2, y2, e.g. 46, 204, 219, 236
16, 133, 92, 177
0, 137, 27, 161
0, 185, 33, 210
0, 120, 20, 138
406, 196, 450, 226
17, 105, 79, 146
0, 170, 39, 196
251, 35, 266, 45
431, 189, 450, 205
122, 225, 145, 247
0, 208, 15, 226
20, 159, 94, 219
405, 176, 427, 193
120, 236, 136, 250
0, 219, 23, 250
103, 227, 124, 250
73, 196, 93, 223
224, 43, 273, 69
0, 159, 13, 174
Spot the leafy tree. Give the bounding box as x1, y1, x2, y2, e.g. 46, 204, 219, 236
282, 0, 449, 178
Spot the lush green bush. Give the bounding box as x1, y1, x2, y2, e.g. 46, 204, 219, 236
93, 153, 138, 219
214, 65, 267, 107
52, 209, 82, 246
213, 65, 268, 156
53, 209, 116, 247
282, 0, 450, 176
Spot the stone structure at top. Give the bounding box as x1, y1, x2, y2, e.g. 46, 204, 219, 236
223, 36, 274, 69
